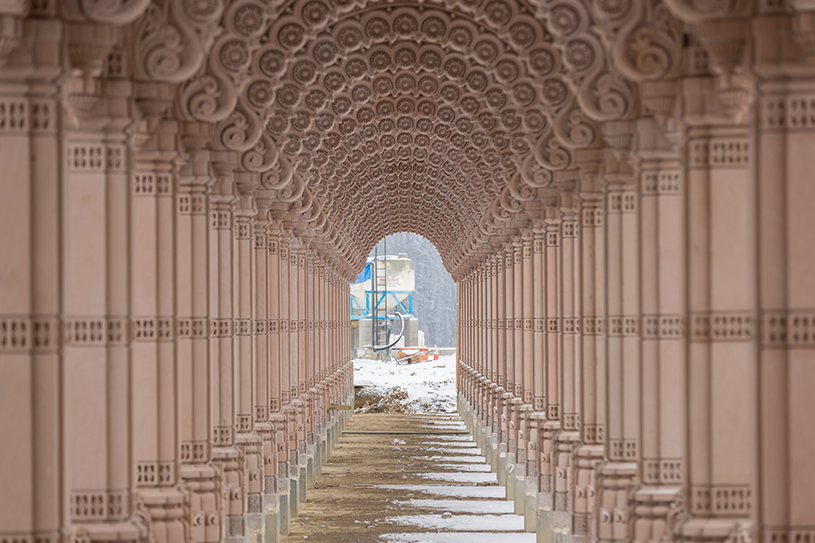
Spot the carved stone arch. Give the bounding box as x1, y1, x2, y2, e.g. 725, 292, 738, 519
213, 100, 263, 152
573, 33, 638, 121
508, 171, 538, 201
349, 193, 465, 246
154, 0, 621, 231
278, 170, 307, 203
250, 25, 563, 155
124, 0, 692, 273
607, 0, 684, 82
241, 131, 280, 173
133, 0, 224, 83
535, 123, 574, 171
553, 96, 599, 149
535, 0, 639, 124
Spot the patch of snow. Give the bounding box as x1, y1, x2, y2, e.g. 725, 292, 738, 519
419, 472, 498, 484
432, 463, 492, 472
384, 514, 525, 531
421, 455, 487, 463
419, 447, 482, 455
392, 499, 516, 514
381, 533, 536, 543
357, 484, 505, 499
418, 435, 473, 441
418, 422, 468, 428
354, 354, 457, 413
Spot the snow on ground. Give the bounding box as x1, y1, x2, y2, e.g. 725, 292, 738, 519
385, 513, 525, 532
362, 484, 506, 499
354, 353, 457, 413
382, 533, 535, 543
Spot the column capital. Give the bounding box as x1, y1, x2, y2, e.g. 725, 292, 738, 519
209, 193, 236, 209
578, 191, 605, 207
210, 150, 239, 196
545, 214, 562, 230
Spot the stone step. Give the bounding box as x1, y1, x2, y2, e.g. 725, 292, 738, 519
281, 413, 534, 543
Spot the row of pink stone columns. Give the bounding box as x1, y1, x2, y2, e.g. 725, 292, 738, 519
0, 73, 355, 543
457, 79, 815, 543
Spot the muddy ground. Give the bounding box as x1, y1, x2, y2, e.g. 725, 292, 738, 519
280, 413, 529, 543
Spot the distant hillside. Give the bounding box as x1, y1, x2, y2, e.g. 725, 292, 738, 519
368, 233, 457, 348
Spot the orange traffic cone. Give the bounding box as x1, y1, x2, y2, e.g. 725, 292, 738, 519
432, 345, 439, 361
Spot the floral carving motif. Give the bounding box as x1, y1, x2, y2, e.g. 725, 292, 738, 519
134, 0, 223, 83
125, 0, 673, 272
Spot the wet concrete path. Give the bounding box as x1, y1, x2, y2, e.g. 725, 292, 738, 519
281, 413, 534, 543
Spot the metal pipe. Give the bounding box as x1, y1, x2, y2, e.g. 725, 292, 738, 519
373, 312, 405, 351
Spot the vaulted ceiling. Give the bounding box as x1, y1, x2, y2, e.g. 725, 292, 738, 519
132, 0, 682, 278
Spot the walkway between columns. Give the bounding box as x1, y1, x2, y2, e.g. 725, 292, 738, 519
282, 413, 533, 543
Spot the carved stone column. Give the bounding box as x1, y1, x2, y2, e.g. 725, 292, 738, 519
273, 228, 292, 535
209, 151, 244, 543
529, 219, 547, 532
472, 269, 480, 412
284, 230, 303, 513
38, 36, 143, 543
314, 257, 328, 470
232, 174, 262, 538
519, 229, 536, 528
754, 12, 815, 541
177, 122, 220, 543
471, 267, 481, 427
571, 166, 607, 543
682, 85, 755, 542
130, 116, 189, 543
294, 237, 310, 501
61, 79, 114, 540
1, 3, 156, 541
303, 247, 317, 492
485, 258, 495, 454
503, 240, 517, 488
483, 262, 493, 431
559, 189, 582, 438
511, 236, 527, 498
623, 115, 686, 542
491, 253, 505, 473
475, 267, 483, 413
539, 186, 579, 543
532, 221, 546, 416
505, 237, 522, 500
251, 194, 280, 541
544, 204, 562, 426
0, 19, 64, 543
598, 140, 640, 543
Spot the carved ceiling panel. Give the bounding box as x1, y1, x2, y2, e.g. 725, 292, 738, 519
128, 0, 683, 278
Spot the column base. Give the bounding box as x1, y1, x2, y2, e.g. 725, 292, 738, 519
513, 461, 526, 515
504, 451, 516, 497
497, 442, 508, 486
524, 474, 537, 532
278, 486, 290, 536
225, 513, 245, 543
246, 493, 263, 531
262, 493, 280, 543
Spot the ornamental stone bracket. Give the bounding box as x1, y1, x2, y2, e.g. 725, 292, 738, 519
0, 0, 26, 67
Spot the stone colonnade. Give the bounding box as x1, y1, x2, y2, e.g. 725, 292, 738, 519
0, 6, 355, 542
458, 68, 815, 543
0, 108, 355, 543
2, 2, 815, 543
